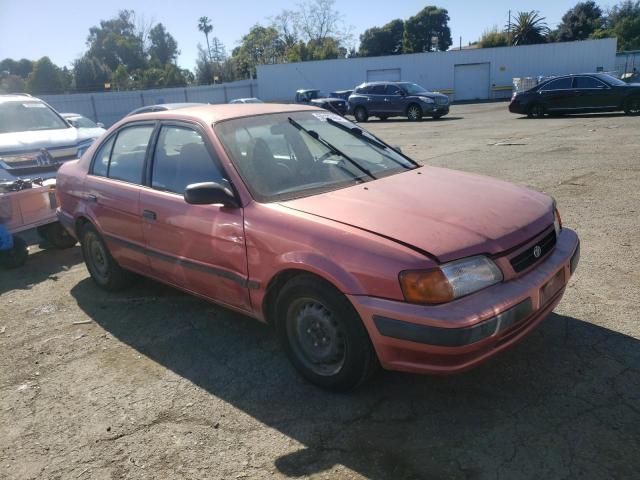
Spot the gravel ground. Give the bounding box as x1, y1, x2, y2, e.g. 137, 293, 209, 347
1, 103, 639, 480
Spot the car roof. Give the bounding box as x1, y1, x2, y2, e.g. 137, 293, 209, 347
125, 103, 322, 124
0, 94, 40, 104
296, 89, 320, 93
127, 102, 203, 116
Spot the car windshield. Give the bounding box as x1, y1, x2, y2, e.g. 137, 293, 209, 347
402, 83, 429, 95
215, 111, 417, 202
304, 91, 323, 100
598, 74, 627, 86
0, 101, 69, 134
67, 116, 98, 128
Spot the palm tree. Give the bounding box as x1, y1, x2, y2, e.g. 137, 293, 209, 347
508, 11, 550, 46
198, 16, 213, 63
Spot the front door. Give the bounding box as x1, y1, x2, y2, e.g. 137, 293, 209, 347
139, 123, 251, 312
573, 76, 618, 110
84, 123, 155, 273
381, 84, 405, 115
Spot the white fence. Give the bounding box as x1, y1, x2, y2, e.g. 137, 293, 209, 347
40, 79, 258, 127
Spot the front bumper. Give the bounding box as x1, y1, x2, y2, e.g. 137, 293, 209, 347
348, 228, 580, 375
509, 100, 528, 114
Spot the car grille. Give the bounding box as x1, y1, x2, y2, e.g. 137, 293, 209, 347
436, 97, 449, 106
510, 230, 557, 273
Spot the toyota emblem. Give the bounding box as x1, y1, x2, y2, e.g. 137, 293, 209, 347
533, 245, 542, 258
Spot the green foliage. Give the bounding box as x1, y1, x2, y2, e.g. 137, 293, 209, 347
478, 27, 509, 48
74, 55, 111, 92
0, 58, 34, 78
509, 11, 550, 45
232, 25, 285, 78
27, 57, 65, 94
359, 19, 405, 56
0, 75, 26, 94
556, 1, 604, 41
112, 65, 130, 91
148, 23, 179, 65
403, 6, 452, 53
86, 10, 147, 72
592, 1, 640, 50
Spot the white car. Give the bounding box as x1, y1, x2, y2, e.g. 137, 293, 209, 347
61, 113, 106, 139
0, 95, 102, 182
229, 97, 263, 104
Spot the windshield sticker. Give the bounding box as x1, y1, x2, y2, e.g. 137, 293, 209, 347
312, 112, 350, 123
23, 103, 47, 108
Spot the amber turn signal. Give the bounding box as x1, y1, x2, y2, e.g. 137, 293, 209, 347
399, 269, 454, 305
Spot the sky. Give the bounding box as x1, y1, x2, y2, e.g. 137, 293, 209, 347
0, 0, 619, 71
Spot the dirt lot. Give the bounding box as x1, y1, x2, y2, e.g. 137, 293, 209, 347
1, 103, 639, 480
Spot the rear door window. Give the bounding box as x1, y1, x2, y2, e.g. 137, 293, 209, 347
542, 78, 573, 91
369, 85, 386, 95
574, 77, 607, 89
151, 125, 225, 194
91, 136, 114, 177
107, 125, 154, 184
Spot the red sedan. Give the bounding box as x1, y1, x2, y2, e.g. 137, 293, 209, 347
56, 104, 580, 391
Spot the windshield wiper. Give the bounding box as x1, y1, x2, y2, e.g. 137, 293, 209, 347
288, 117, 376, 180
326, 117, 419, 169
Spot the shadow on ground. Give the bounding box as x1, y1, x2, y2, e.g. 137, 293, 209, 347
362, 116, 464, 123
516, 112, 631, 120
0, 245, 83, 295
71, 277, 640, 479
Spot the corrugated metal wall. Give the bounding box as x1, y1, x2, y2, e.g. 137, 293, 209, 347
257, 38, 617, 102
40, 79, 258, 127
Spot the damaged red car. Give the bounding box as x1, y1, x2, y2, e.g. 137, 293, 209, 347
56, 104, 580, 390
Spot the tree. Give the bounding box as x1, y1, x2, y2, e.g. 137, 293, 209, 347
403, 6, 452, 53
0, 75, 26, 93
112, 65, 130, 90
359, 19, 405, 56
148, 23, 179, 65
509, 11, 550, 45
195, 44, 215, 84
297, 0, 349, 43
232, 25, 285, 78
74, 54, 111, 92
556, 1, 604, 41
198, 16, 214, 63
87, 10, 147, 72
0, 58, 33, 78
478, 27, 509, 48
27, 57, 65, 94
591, 1, 640, 51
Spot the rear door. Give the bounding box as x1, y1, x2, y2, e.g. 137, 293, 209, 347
367, 84, 387, 115
139, 122, 251, 311
573, 76, 617, 109
539, 77, 575, 111
85, 123, 155, 273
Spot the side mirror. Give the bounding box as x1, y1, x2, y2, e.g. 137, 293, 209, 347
392, 145, 403, 153
184, 181, 239, 208
97, 122, 105, 128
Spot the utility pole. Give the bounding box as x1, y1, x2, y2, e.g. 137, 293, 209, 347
508, 10, 512, 46
459, 36, 462, 50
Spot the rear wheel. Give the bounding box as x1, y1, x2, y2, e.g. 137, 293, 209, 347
0, 236, 28, 269
529, 103, 546, 118
624, 98, 640, 115
275, 274, 378, 391
80, 223, 132, 291
407, 104, 423, 121
354, 106, 368, 123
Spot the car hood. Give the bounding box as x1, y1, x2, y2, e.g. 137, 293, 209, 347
279, 166, 553, 262
0, 127, 99, 153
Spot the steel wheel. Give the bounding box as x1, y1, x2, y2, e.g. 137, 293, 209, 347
531, 103, 546, 118
80, 224, 132, 290
407, 104, 422, 121
286, 298, 346, 377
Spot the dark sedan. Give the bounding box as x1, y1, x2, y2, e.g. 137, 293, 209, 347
295, 89, 348, 115
509, 73, 640, 118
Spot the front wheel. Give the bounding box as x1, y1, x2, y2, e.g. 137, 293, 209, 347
354, 106, 368, 123
529, 103, 546, 118
80, 224, 132, 291
624, 98, 640, 115
275, 275, 378, 391
407, 104, 423, 121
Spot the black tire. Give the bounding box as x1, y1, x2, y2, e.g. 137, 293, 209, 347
378, 115, 388, 121
432, 114, 443, 120
624, 97, 640, 116
406, 104, 423, 121
529, 103, 546, 118
0, 236, 28, 269
354, 106, 368, 123
275, 274, 379, 391
80, 223, 132, 291
43, 222, 77, 249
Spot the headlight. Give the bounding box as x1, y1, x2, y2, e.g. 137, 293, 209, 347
399, 256, 503, 305
76, 139, 96, 159
419, 96, 435, 104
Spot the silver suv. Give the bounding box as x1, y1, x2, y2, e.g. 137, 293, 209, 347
0, 94, 101, 182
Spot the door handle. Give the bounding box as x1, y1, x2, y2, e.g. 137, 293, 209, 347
87, 194, 97, 203
142, 210, 157, 221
